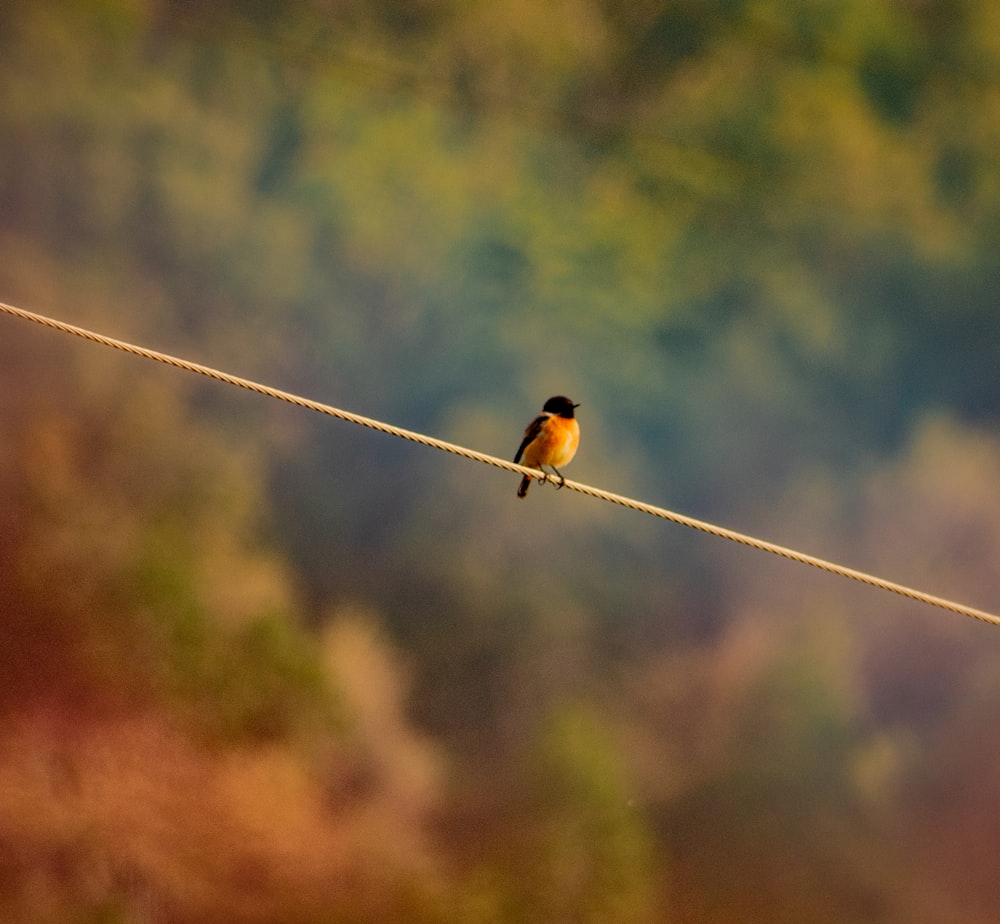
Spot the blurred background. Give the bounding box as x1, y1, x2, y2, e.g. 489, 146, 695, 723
2, 0, 1000, 921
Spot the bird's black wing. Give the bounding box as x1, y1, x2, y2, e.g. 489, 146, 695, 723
514, 415, 546, 463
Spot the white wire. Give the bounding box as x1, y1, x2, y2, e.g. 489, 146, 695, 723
2, 299, 998, 628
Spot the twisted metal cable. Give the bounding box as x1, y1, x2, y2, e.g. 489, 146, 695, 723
3, 299, 998, 627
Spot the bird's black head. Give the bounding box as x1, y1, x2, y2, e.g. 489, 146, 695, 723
543, 395, 579, 418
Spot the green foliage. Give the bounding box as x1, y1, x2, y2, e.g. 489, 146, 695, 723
0, 320, 337, 744
3, 0, 1000, 920
524, 704, 659, 924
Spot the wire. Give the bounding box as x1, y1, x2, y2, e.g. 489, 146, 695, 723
2, 299, 998, 628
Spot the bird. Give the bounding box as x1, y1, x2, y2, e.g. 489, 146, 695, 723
513, 395, 580, 498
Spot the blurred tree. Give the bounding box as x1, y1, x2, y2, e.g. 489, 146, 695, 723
3, 0, 1000, 919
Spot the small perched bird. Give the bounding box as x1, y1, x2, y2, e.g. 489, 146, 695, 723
513, 395, 580, 498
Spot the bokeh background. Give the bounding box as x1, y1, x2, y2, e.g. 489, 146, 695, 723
2, 1, 1000, 921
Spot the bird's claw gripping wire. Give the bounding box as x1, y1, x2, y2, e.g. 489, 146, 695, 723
539, 468, 567, 490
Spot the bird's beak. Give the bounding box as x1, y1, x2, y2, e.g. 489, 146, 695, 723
573, 403, 581, 408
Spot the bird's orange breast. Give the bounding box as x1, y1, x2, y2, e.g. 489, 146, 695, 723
522, 416, 579, 469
